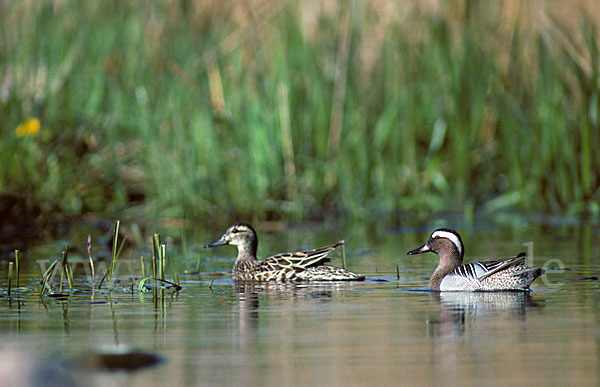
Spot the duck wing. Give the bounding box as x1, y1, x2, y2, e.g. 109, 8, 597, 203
474, 253, 528, 281
263, 240, 345, 270
240, 241, 362, 281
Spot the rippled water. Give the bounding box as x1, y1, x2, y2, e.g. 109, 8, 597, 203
0, 221, 599, 386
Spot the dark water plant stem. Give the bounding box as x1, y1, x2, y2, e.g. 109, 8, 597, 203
40, 260, 59, 296
87, 235, 95, 286
14, 250, 19, 289
140, 256, 146, 279
7, 262, 13, 296
160, 244, 166, 282
152, 234, 160, 282
60, 244, 73, 292
109, 220, 120, 288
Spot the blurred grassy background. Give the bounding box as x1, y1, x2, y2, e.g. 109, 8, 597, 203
1, 0, 600, 228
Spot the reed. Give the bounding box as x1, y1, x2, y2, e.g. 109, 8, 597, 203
2, 1, 600, 223
14, 250, 19, 289
140, 256, 146, 279
59, 260, 64, 294
160, 244, 166, 282
138, 233, 181, 292
152, 234, 162, 279
60, 244, 73, 293
87, 235, 95, 286
7, 262, 13, 296
40, 260, 59, 296
99, 220, 127, 289
108, 220, 120, 287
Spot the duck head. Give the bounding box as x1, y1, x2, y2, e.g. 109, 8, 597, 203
407, 228, 464, 259
204, 222, 258, 260
407, 228, 465, 290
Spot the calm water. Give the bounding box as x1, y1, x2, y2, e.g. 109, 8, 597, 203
0, 221, 599, 386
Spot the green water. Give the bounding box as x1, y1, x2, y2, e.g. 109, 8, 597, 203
0, 221, 599, 386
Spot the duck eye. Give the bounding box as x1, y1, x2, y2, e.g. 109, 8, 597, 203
231, 229, 239, 233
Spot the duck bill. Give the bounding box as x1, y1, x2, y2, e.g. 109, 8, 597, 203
407, 243, 430, 255
204, 235, 229, 248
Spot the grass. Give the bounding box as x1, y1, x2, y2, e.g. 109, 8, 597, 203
97, 220, 130, 290
7, 262, 13, 296
108, 220, 120, 287
87, 235, 96, 286
138, 233, 181, 292
59, 245, 68, 293
19, 220, 182, 296
1, 1, 600, 226
40, 259, 59, 296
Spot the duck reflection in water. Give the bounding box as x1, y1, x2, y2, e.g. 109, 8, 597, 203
426, 291, 543, 339
232, 280, 355, 336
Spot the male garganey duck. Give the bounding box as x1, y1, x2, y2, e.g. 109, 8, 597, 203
407, 228, 543, 291
205, 222, 365, 281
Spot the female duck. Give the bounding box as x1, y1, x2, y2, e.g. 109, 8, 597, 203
205, 222, 364, 281
407, 228, 543, 291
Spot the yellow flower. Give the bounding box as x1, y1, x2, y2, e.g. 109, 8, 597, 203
15, 118, 41, 137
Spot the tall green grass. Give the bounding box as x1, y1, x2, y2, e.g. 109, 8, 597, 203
1, 1, 599, 225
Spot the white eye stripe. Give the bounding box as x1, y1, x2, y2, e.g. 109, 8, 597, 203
431, 230, 463, 255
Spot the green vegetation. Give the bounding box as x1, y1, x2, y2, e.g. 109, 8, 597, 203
7, 262, 13, 295
1, 1, 599, 226
138, 232, 182, 292
60, 244, 73, 293
40, 259, 59, 296
99, 220, 128, 289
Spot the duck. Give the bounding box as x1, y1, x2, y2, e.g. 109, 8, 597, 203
204, 222, 365, 281
407, 228, 543, 291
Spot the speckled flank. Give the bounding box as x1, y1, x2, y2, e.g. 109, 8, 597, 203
440, 258, 544, 291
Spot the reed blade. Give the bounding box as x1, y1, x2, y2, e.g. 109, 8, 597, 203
87, 234, 95, 287
14, 250, 19, 289
160, 244, 166, 281
109, 220, 120, 288
8, 262, 13, 296
40, 260, 59, 296
140, 256, 146, 279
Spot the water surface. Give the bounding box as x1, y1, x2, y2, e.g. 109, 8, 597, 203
0, 221, 599, 386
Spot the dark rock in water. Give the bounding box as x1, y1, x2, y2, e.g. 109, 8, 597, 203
369, 278, 390, 282
577, 276, 599, 281
70, 350, 163, 372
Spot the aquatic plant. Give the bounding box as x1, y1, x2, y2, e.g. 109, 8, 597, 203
40, 260, 59, 297
98, 220, 128, 290
14, 250, 20, 289
60, 244, 73, 293
1, 1, 599, 224
87, 235, 95, 286
7, 262, 13, 296
137, 232, 181, 292
108, 220, 120, 287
